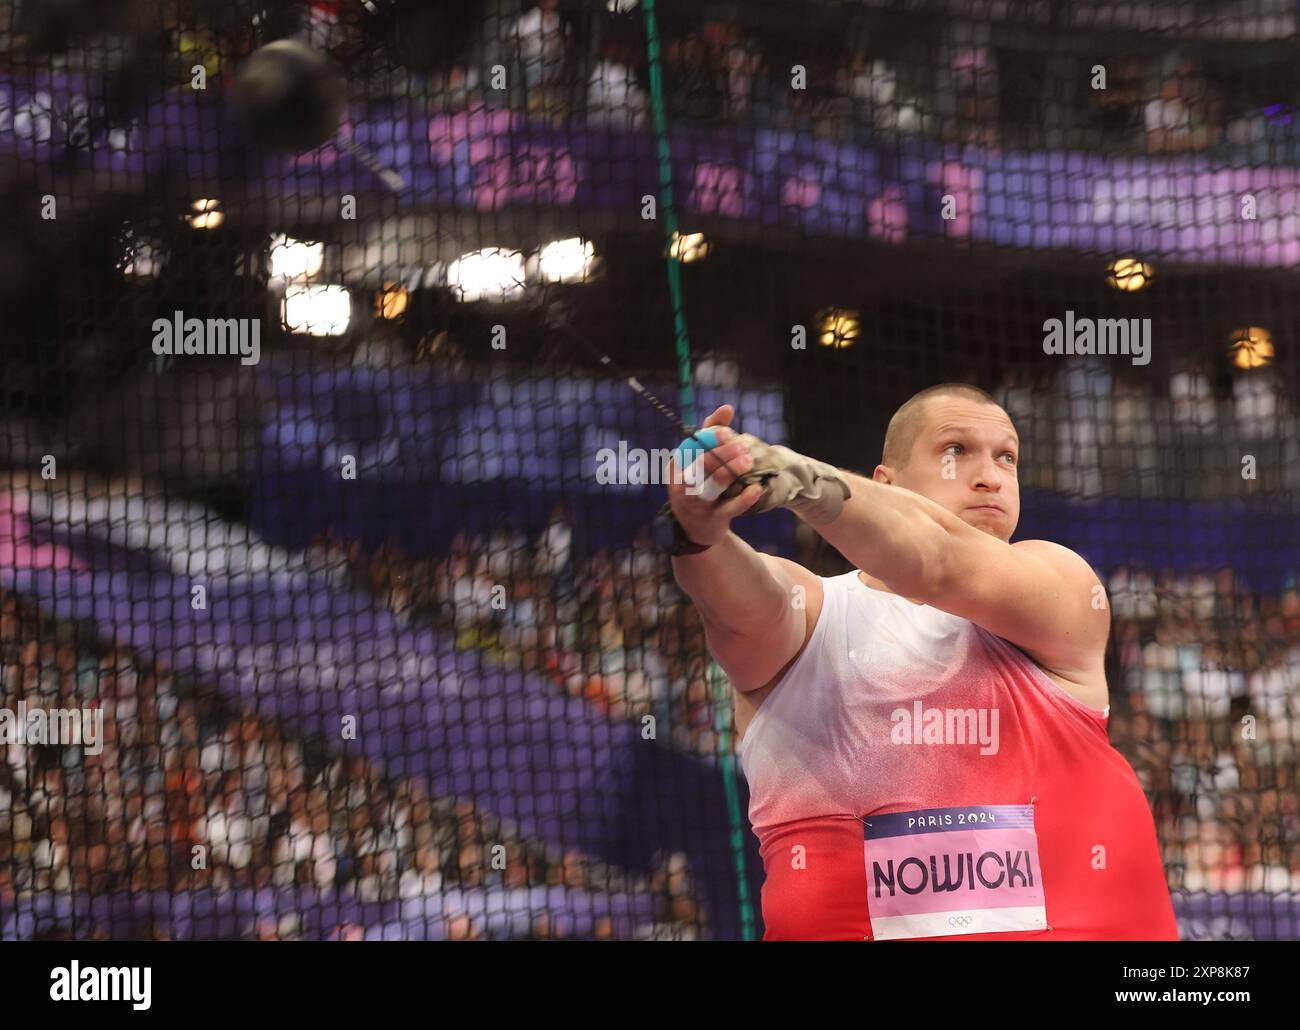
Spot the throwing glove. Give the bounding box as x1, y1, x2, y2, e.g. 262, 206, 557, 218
717, 434, 851, 526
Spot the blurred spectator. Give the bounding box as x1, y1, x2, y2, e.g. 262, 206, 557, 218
840, 53, 927, 136
1145, 55, 1224, 154
665, 31, 726, 123
1087, 56, 1144, 145
1233, 369, 1281, 439
587, 39, 648, 131
533, 504, 572, 579
701, 20, 761, 122
513, 0, 571, 120
514, 0, 567, 84
1170, 363, 1218, 433
950, 45, 1000, 147
1052, 357, 1112, 499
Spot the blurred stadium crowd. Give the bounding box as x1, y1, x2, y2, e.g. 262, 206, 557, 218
0, 578, 702, 939
4, 460, 1296, 939
4, 1, 1297, 158
312, 0, 1300, 160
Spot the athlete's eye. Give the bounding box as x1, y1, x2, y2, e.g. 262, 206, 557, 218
1000, 452, 1017, 465
943, 443, 964, 456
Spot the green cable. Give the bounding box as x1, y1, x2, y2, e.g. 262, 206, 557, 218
640, 0, 756, 941
641, 0, 696, 427
707, 657, 757, 940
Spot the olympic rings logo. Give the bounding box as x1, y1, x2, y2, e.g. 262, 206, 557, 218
949, 915, 974, 928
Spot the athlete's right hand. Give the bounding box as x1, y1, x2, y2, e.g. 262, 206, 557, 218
665, 404, 764, 548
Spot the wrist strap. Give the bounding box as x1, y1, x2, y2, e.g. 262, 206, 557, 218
654, 503, 713, 556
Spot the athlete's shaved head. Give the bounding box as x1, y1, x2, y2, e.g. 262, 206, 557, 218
875, 382, 1018, 542
881, 383, 1001, 470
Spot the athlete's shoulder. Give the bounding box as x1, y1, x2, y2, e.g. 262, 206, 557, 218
1010, 538, 1103, 586
1008, 539, 1112, 690
757, 553, 830, 592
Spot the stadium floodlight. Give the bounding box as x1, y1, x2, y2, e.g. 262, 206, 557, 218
375, 282, 408, 319
188, 198, 223, 229
817, 307, 860, 349
534, 238, 595, 284
1230, 326, 1274, 369
269, 234, 325, 282
668, 231, 709, 263
446, 247, 527, 302
1107, 257, 1153, 291
282, 284, 352, 336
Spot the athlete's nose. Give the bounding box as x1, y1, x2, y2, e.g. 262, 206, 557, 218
970, 454, 1003, 492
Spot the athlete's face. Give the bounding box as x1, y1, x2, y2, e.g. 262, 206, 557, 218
876, 397, 1020, 542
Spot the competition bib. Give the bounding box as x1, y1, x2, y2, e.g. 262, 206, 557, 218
863, 804, 1048, 940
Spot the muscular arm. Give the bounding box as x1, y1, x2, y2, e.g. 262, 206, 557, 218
663, 406, 826, 692
671, 533, 821, 692
810, 470, 1109, 683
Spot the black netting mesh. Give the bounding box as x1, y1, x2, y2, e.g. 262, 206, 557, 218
0, 0, 1297, 941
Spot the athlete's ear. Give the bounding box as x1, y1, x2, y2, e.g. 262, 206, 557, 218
872, 463, 894, 485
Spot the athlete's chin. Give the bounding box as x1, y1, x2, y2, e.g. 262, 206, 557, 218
961, 509, 1014, 540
